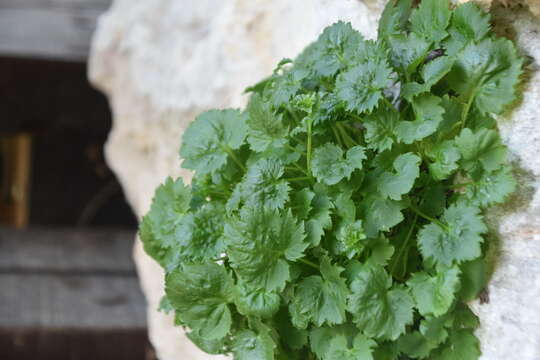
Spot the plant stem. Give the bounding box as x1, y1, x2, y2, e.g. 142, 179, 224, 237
409, 204, 448, 231
286, 176, 312, 182
390, 214, 418, 277
331, 125, 344, 148
337, 123, 359, 147
307, 116, 313, 177
298, 258, 319, 270
460, 92, 475, 131
224, 146, 246, 172
448, 181, 473, 189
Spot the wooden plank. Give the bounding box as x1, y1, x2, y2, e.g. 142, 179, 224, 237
0, 228, 137, 273
0, 134, 32, 228
0, 329, 153, 360
0, 0, 112, 61
0, 274, 147, 330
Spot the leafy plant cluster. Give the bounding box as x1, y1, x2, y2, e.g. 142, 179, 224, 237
140, 0, 523, 359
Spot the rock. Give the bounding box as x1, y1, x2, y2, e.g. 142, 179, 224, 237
89, 1, 540, 359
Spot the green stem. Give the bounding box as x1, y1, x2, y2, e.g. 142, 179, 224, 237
390, 214, 418, 277
307, 116, 313, 176
409, 204, 448, 231
285, 143, 299, 153
224, 146, 246, 172
382, 96, 394, 109
448, 181, 473, 189
331, 125, 345, 148
286, 176, 312, 182
337, 123, 359, 147
298, 258, 319, 270
285, 166, 308, 175
348, 113, 363, 122
460, 92, 475, 131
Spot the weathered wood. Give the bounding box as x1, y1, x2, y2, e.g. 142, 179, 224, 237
0, 329, 153, 360
0, 0, 112, 61
0, 228, 137, 273
0, 134, 32, 228
0, 228, 150, 359
0, 274, 146, 329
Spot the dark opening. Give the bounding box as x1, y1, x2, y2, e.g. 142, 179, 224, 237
0, 56, 137, 227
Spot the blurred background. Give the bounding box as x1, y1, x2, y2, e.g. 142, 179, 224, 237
0, 1, 151, 359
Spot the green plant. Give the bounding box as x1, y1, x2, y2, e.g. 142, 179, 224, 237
140, 0, 523, 358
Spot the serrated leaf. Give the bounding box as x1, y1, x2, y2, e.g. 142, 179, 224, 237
166, 262, 233, 340
348, 266, 414, 340
291, 257, 349, 327
140, 177, 191, 269
378, 153, 421, 200
363, 106, 400, 152
234, 285, 280, 318
181, 109, 247, 174
427, 140, 461, 180
239, 158, 290, 210
233, 329, 275, 360
326, 333, 377, 360
410, 0, 451, 42
336, 60, 393, 114
418, 203, 487, 266
176, 202, 226, 262
224, 207, 307, 291
312, 21, 364, 77
432, 329, 480, 360
396, 94, 444, 144
407, 267, 461, 316
362, 196, 405, 237
246, 93, 288, 152
336, 220, 367, 259
447, 37, 523, 115
455, 128, 507, 178
378, 0, 413, 39
464, 166, 516, 206
312, 143, 366, 185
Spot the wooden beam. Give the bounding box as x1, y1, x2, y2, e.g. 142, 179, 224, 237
0, 0, 112, 61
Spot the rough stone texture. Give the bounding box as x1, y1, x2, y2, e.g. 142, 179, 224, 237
89, 1, 540, 359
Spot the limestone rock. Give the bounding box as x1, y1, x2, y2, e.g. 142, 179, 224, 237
89, 0, 540, 359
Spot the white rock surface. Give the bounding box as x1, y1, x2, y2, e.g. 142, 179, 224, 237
89, 1, 540, 359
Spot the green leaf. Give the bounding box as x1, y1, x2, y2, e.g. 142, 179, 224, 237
139, 177, 191, 269
234, 284, 280, 319
181, 109, 247, 174
455, 128, 507, 178
459, 258, 488, 301
378, 0, 413, 39
427, 140, 461, 180
312, 21, 364, 77
238, 158, 290, 210
418, 203, 487, 266
348, 266, 414, 340
363, 106, 400, 152
447, 38, 523, 115
291, 257, 349, 327
448, 2, 491, 43
176, 202, 226, 262
362, 196, 405, 236
336, 60, 393, 114
224, 207, 307, 291
326, 333, 377, 360
306, 193, 335, 245
396, 94, 445, 144
378, 153, 421, 200
410, 0, 451, 42
312, 143, 366, 185
464, 166, 516, 206
432, 329, 480, 360
336, 220, 367, 259
388, 33, 430, 77
166, 262, 233, 340
186, 332, 226, 355
246, 93, 288, 152
407, 266, 461, 316
233, 329, 275, 360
